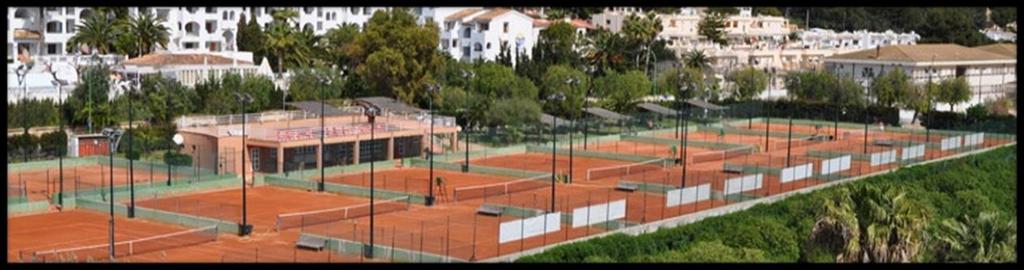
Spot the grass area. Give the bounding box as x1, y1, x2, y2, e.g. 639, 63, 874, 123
517, 146, 1017, 263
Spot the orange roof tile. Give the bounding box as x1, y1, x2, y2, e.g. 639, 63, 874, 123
124, 53, 252, 66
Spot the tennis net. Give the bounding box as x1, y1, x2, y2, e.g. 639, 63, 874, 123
452, 175, 550, 202
585, 158, 670, 181
25, 225, 218, 262
275, 196, 411, 231
691, 146, 756, 163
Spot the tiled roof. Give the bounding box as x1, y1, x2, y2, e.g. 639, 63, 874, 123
470, 8, 511, 23
973, 43, 1016, 58
827, 44, 1013, 62
124, 53, 252, 66
444, 8, 482, 22
13, 29, 41, 39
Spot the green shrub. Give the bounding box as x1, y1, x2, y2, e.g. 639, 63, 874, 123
164, 151, 192, 167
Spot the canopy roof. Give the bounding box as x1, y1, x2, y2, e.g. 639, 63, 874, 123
637, 103, 677, 116
584, 107, 630, 121
538, 113, 570, 128
354, 97, 425, 115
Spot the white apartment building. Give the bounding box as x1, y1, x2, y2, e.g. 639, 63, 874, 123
438, 8, 537, 64
824, 44, 1016, 112
592, 7, 792, 53
7, 6, 389, 61
797, 28, 920, 50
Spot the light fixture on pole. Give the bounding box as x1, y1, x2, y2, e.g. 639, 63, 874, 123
678, 74, 691, 188
546, 92, 566, 212
102, 127, 125, 261
564, 77, 580, 183
582, 65, 595, 150
233, 92, 254, 236
459, 70, 475, 172
426, 83, 440, 206
317, 74, 333, 192
117, 76, 141, 218
363, 106, 381, 258
16, 63, 32, 163
48, 62, 76, 208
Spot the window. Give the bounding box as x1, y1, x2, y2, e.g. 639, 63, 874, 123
46, 21, 62, 33
66, 19, 75, 33
486, 42, 491, 49
445, 22, 454, 31
670, 20, 677, 27
317, 9, 322, 17
474, 43, 482, 51
45, 7, 57, 12
251, 148, 260, 171
317, 22, 322, 30
363, 8, 370, 15
463, 27, 471, 38
462, 46, 470, 57
955, 66, 966, 77
478, 23, 488, 31
861, 67, 874, 78
47, 43, 59, 55
254, 7, 262, 17
205, 20, 217, 34
207, 42, 220, 51
351, 7, 358, 15
503, 22, 509, 33
66, 7, 74, 15
157, 9, 169, 21
452, 39, 457, 47
442, 39, 449, 49
206, 7, 216, 14
425, 16, 434, 24
184, 42, 198, 49
223, 11, 228, 20
304, 7, 314, 14
187, 7, 198, 14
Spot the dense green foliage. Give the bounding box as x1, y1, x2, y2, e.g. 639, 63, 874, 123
518, 146, 1016, 263
726, 67, 769, 101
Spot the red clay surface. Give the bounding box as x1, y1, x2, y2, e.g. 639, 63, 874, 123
470, 152, 632, 182
585, 140, 719, 164
8, 210, 199, 262
310, 167, 521, 203
8, 165, 189, 202
135, 186, 371, 233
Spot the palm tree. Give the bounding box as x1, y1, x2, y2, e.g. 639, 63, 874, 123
932, 212, 1016, 262
66, 14, 117, 54
581, 29, 626, 76
264, 22, 299, 74
126, 12, 170, 57
621, 12, 662, 74
683, 50, 712, 72
271, 8, 300, 23
809, 186, 929, 263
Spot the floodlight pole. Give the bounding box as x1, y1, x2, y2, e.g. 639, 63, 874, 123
366, 108, 378, 258
17, 66, 29, 163
680, 83, 690, 187
50, 69, 67, 207
765, 100, 771, 150
319, 77, 326, 192
125, 76, 137, 218
551, 115, 557, 212
166, 80, 173, 186
103, 128, 122, 261
235, 93, 252, 236
427, 84, 439, 206
786, 113, 794, 167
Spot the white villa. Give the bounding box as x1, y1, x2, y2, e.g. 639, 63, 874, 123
824, 43, 1016, 112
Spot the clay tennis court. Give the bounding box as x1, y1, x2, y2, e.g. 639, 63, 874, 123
134, 186, 376, 233
585, 140, 720, 164
732, 121, 854, 137
470, 152, 634, 182
9, 210, 210, 262
304, 183, 638, 261
8, 165, 191, 202
654, 130, 790, 152
310, 167, 521, 203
